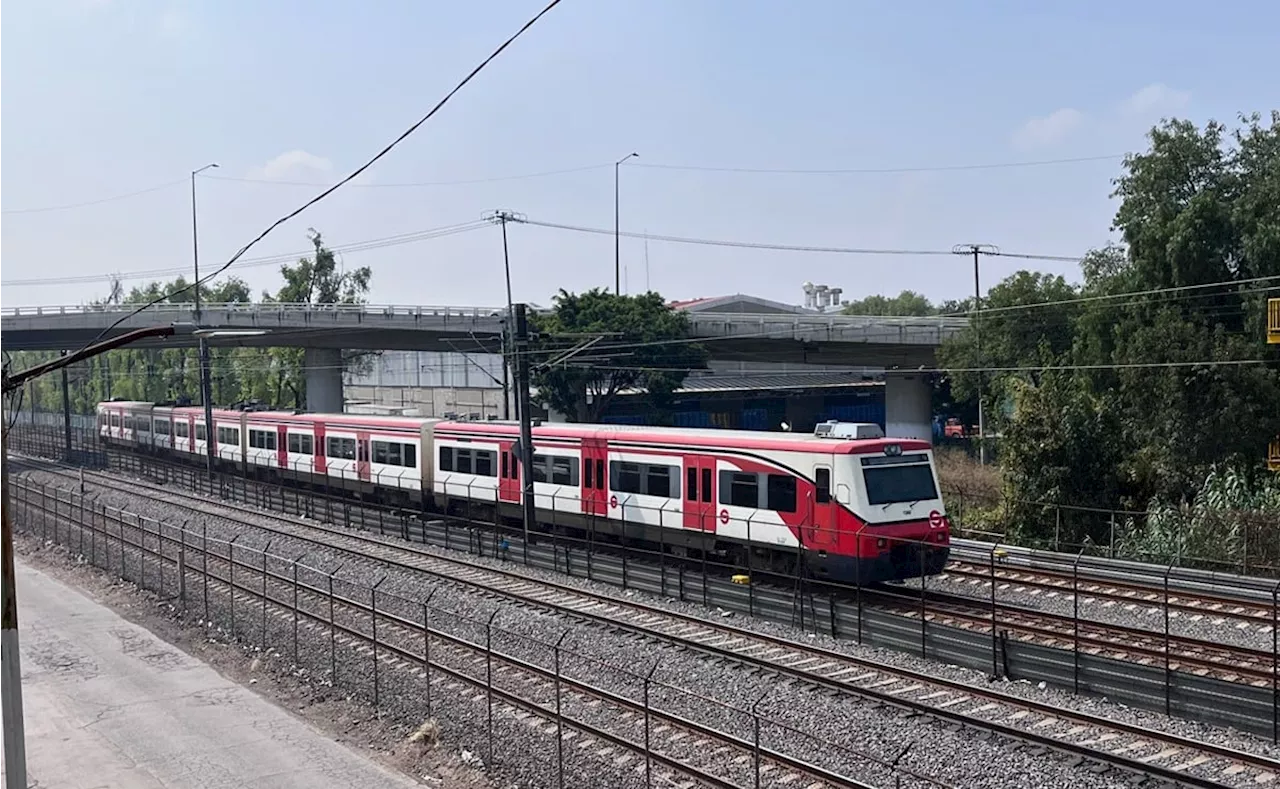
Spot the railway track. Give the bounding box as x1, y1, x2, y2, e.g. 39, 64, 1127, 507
14, 472, 883, 789
14, 454, 1280, 789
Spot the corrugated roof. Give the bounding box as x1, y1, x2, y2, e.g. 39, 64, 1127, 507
621, 372, 879, 396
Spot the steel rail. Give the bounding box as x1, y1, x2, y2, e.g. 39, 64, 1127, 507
13, 456, 1277, 789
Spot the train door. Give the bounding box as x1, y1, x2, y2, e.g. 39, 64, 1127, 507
806, 464, 838, 549
580, 438, 608, 516
682, 455, 716, 530
356, 431, 371, 482
276, 424, 288, 469
498, 440, 520, 503
187, 414, 196, 454
314, 424, 327, 475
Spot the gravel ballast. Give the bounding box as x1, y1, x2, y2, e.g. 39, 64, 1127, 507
14, 465, 1278, 789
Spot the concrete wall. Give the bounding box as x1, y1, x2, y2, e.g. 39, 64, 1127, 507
884, 373, 932, 442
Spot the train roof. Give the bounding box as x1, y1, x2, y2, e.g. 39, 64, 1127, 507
436, 420, 930, 455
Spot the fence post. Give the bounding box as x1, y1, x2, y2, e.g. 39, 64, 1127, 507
1108, 511, 1116, 559
329, 562, 347, 686
178, 524, 187, 611
202, 525, 210, 623
751, 692, 770, 789
1273, 581, 1279, 745
139, 515, 148, 592
919, 542, 927, 659
371, 575, 388, 709
261, 540, 274, 648
422, 589, 438, 715
292, 554, 304, 667
1163, 565, 1172, 717
228, 534, 242, 641
485, 610, 499, 767
1072, 551, 1084, 694
644, 661, 660, 789
989, 545, 998, 678
553, 630, 570, 789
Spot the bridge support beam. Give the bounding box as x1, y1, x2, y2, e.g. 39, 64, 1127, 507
304, 347, 344, 413
884, 373, 932, 442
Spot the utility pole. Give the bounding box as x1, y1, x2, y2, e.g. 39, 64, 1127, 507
513, 303, 536, 560
952, 243, 998, 465
192, 163, 218, 476
614, 152, 638, 295
484, 210, 525, 421
2, 323, 183, 789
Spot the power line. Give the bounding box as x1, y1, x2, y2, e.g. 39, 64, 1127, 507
565, 357, 1275, 376
630, 153, 1124, 176
1, 220, 490, 288
207, 163, 611, 188
516, 217, 958, 257
1, 179, 187, 215
78, 0, 563, 350
940, 275, 1280, 318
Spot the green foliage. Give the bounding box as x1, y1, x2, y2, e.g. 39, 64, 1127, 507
841, 290, 939, 317
11, 233, 371, 414
529, 289, 709, 422
1117, 466, 1280, 570
937, 112, 1280, 548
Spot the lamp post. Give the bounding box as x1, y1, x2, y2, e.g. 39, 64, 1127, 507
614, 152, 638, 295
952, 243, 998, 465
191, 163, 218, 476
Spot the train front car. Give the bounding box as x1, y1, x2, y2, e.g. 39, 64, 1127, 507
807, 427, 951, 585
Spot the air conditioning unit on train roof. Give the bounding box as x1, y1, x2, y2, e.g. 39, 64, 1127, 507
813, 420, 884, 440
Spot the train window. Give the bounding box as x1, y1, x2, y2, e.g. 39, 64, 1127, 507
110, 414, 121, 428
862, 463, 937, 506
529, 454, 547, 483
701, 468, 712, 503
502, 451, 510, 479
403, 444, 416, 469
611, 461, 642, 494
326, 437, 356, 460
196, 424, 207, 441
455, 448, 473, 474
550, 456, 577, 486
154, 420, 170, 435
288, 433, 308, 454
217, 427, 240, 446
439, 446, 454, 471
372, 440, 401, 466
595, 459, 605, 490
719, 471, 760, 509
584, 457, 592, 488
137, 418, 150, 434
610, 461, 676, 498
124, 416, 134, 430
815, 468, 831, 504
686, 468, 698, 501
646, 465, 672, 498
766, 474, 797, 513
175, 422, 189, 438
475, 450, 494, 477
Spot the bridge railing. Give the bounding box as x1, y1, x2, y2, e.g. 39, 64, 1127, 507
685, 310, 969, 330
1, 302, 506, 319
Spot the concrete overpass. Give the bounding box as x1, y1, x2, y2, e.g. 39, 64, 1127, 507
2, 301, 967, 438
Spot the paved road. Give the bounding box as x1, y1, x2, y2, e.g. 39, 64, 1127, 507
1, 559, 420, 789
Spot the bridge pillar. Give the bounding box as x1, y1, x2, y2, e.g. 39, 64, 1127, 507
884, 373, 932, 442
304, 347, 345, 413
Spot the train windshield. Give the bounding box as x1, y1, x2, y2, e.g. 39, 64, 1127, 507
861, 457, 938, 506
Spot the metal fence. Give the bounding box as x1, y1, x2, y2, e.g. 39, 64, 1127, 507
11, 478, 951, 789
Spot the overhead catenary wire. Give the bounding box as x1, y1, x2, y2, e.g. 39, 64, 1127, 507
0, 179, 188, 215
0, 220, 491, 288
75, 0, 564, 352
629, 153, 1124, 176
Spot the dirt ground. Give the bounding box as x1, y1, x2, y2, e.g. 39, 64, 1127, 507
14, 532, 502, 789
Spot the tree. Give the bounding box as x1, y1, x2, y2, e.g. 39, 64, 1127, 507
529, 289, 709, 422
268, 231, 371, 305
841, 290, 939, 317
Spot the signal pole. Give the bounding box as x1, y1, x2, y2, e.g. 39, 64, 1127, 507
484, 210, 525, 421
952, 244, 998, 465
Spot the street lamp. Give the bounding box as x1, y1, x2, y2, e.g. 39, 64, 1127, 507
191, 163, 218, 477
614, 152, 638, 295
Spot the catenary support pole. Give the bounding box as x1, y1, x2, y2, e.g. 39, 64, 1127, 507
514, 304, 536, 562
2, 421, 29, 789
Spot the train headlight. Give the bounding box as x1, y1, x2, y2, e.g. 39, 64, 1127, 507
884, 444, 902, 457
875, 537, 887, 549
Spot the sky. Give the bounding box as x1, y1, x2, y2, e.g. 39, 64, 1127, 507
3, 0, 1278, 311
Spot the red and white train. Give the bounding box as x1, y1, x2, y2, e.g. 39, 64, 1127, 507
96, 400, 951, 584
